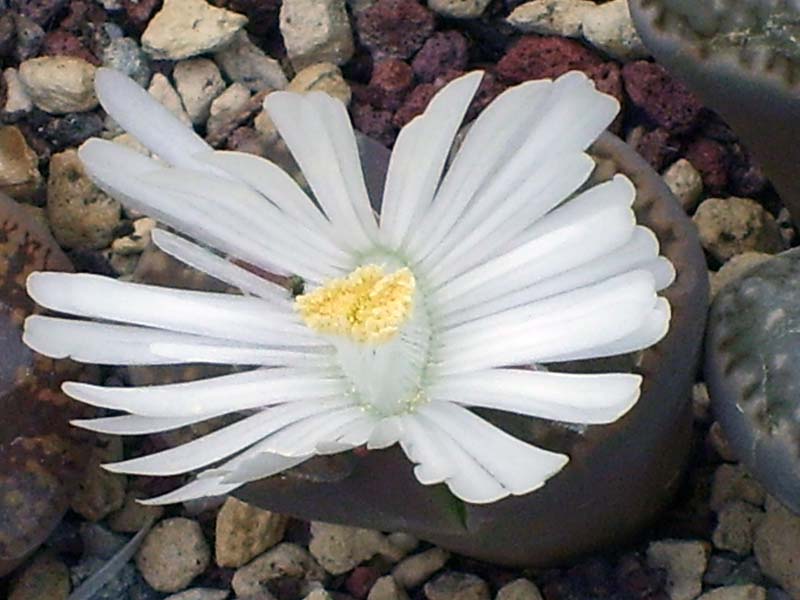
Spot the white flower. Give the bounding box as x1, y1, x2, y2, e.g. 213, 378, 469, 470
23, 68, 674, 505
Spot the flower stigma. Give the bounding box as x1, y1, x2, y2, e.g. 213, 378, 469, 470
295, 264, 416, 344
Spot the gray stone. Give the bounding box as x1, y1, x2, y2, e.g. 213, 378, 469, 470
215, 497, 288, 568
392, 548, 450, 589
147, 73, 192, 126
693, 197, 784, 263
214, 31, 288, 92
712, 501, 765, 555
507, 0, 592, 37
698, 585, 767, 600
174, 58, 226, 125
663, 158, 704, 212
136, 518, 211, 593
424, 572, 490, 600
9, 553, 70, 600
428, 0, 491, 18
754, 498, 800, 599
71, 557, 137, 600
103, 37, 151, 86
710, 464, 766, 512
2, 68, 33, 115
47, 149, 123, 251
310, 522, 397, 575
280, 0, 354, 70
646, 540, 710, 600
79, 522, 128, 558
142, 0, 248, 60
19, 56, 97, 114
232, 543, 326, 598
164, 589, 230, 600
581, 0, 648, 60
496, 578, 544, 600
368, 576, 410, 600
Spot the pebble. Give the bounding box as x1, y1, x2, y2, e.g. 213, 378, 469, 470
646, 540, 710, 600
19, 56, 98, 114
692, 381, 711, 422
215, 497, 289, 568
102, 37, 151, 87
386, 533, 418, 557
13, 13, 45, 62
712, 501, 765, 555
709, 252, 772, 300
663, 158, 704, 212
707, 421, 738, 462
8, 552, 70, 600
427, 0, 491, 18
136, 518, 212, 593
231, 543, 326, 597
0, 125, 42, 202
710, 464, 767, 511
507, 0, 593, 37
206, 83, 252, 140
68, 434, 127, 520
305, 590, 335, 600
108, 490, 164, 532
111, 217, 156, 256
279, 0, 354, 69
2, 67, 33, 115
412, 31, 469, 83
754, 498, 800, 599
581, 0, 647, 61
142, 0, 248, 60
309, 522, 396, 575
47, 148, 123, 251
214, 31, 288, 92
496, 35, 603, 83
699, 586, 767, 600
496, 578, 544, 600
173, 58, 226, 125
368, 576, 410, 600
423, 572, 490, 600
357, 0, 436, 60
148, 72, 192, 126
392, 547, 450, 589
693, 197, 784, 263
164, 589, 230, 600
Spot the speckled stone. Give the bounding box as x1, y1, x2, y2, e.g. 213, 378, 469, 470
68, 436, 127, 521
0, 125, 42, 202
214, 31, 288, 92
392, 547, 450, 589
663, 158, 704, 212
646, 540, 710, 600
710, 464, 766, 512
507, 0, 593, 37
495, 578, 544, 600
2, 68, 33, 115
754, 498, 800, 599
231, 543, 326, 597
368, 575, 409, 600
8, 552, 70, 600
309, 522, 396, 575
423, 571, 490, 600
107, 490, 164, 533
215, 497, 288, 568
173, 58, 226, 125
581, 0, 647, 61
136, 518, 211, 593
427, 0, 491, 18
19, 56, 97, 114
712, 501, 765, 555
280, 0, 354, 69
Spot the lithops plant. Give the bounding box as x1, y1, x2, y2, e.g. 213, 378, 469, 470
0, 194, 93, 576
628, 0, 800, 224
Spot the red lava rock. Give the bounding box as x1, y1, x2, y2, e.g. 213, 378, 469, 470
467, 70, 506, 119
586, 62, 623, 104
356, 0, 436, 60
122, 0, 162, 31
366, 59, 414, 110
346, 566, 381, 599
496, 36, 604, 84
393, 81, 439, 127
352, 101, 397, 146
59, 0, 107, 32
622, 61, 704, 134
631, 128, 678, 172
685, 137, 729, 193
226, 126, 266, 155
412, 30, 469, 83
41, 30, 99, 64
9, 0, 69, 27
728, 143, 768, 197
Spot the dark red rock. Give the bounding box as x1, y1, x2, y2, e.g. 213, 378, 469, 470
212, 0, 281, 36
622, 61, 704, 134
496, 36, 604, 84
226, 126, 267, 155
356, 0, 436, 60
58, 0, 107, 32
365, 59, 414, 110
728, 142, 768, 197
122, 0, 162, 31
466, 70, 506, 120
41, 30, 99, 64
346, 566, 381, 599
392, 81, 439, 128
0, 12, 15, 59
685, 137, 729, 194
586, 62, 623, 104
412, 30, 469, 83
352, 101, 397, 147
10, 0, 68, 27
630, 127, 678, 172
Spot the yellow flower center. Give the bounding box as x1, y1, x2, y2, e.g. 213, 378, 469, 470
295, 265, 416, 344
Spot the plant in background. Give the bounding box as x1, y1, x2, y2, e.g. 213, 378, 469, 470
23, 67, 674, 505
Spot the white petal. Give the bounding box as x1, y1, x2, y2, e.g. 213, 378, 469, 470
544, 297, 671, 362
379, 71, 483, 249
63, 368, 344, 417
216, 452, 310, 485
366, 417, 403, 449
138, 477, 241, 505
428, 370, 642, 424
398, 415, 456, 484
27, 272, 318, 346
103, 399, 352, 475
151, 230, 292, 304
24, 315, 326, 367
265, 91, 377, 250
71, 414, 216, 434
94, 68, 210, 170
417, 403, 569, 502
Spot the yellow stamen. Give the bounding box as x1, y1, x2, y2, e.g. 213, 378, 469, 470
295, 265, 416, 344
